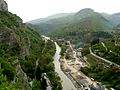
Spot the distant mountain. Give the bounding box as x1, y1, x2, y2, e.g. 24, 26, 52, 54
27, 13, 74, 34
101, 12, 120, 26
27, 8, 114, 43
101, 13, 110, 19
28, 13, 74, 24
27, 8, 112, 35
75, 8, 94, 15
113, 24, 120, 31
50, 9, 112, 43
108, 13, 120, 26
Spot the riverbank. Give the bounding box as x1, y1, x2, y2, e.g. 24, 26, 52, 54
60, 57, 92, 90
53, 42, 77, 90
59, 41, 100, 90
59, 58, 81, 90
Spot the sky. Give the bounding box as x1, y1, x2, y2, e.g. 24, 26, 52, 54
5, 0, 120, 22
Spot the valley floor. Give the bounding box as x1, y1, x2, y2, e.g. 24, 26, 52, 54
59, 41, 108, 90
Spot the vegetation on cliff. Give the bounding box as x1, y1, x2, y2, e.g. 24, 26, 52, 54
0, 10, 62, 90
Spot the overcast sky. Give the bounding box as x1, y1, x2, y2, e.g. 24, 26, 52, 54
5, 0, 120, 22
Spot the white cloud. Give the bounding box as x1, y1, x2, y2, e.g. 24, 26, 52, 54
5, 0, 120, 22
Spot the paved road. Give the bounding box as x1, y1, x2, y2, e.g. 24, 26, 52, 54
53, 42, 77, 90
89, 47, 120, 67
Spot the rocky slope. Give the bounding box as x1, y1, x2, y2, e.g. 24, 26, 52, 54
0, 0, 62, 90
0, 0, 8, 11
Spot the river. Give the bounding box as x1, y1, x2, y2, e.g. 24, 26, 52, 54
53, 42, 77, 90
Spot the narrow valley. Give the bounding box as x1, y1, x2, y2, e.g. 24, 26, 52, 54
0, 0, 120, 90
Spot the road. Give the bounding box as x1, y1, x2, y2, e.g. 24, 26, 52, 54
89, 47, 120, 67
62, 42, 95, 89
101, 42, 108, 51
53, 42, 77, 90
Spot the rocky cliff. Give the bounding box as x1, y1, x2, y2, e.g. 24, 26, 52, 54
0, 1, 62, 90
0, 0, 8, 11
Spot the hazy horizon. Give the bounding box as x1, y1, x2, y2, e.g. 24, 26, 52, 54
5, 0, 120, 22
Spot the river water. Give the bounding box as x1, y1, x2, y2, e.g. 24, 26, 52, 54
53, 42, 77, 90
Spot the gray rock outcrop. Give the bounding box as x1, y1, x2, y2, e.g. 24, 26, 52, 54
0, 0, 8, 11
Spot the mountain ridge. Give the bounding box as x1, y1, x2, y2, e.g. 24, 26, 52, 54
27, 8, 113, 42
28, 13, 74, 24
75, 8, 94, 15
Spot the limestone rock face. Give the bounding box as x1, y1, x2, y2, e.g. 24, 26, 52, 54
0, 0, 8, 11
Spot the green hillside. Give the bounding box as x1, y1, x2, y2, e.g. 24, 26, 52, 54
101, 12, 120, 26
27, 13, 74, 34
50, 10, 112, 43
0, 6, 62, 90
28, 8, 112, 44
108, 13, 120, 26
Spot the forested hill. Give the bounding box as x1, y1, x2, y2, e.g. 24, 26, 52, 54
27, 13, 74, 34
28, 8, 112, 34
27, 8, 113, 44
50, 9, 112, 42
0, 0, 62, 90
28, 8, 120, 36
